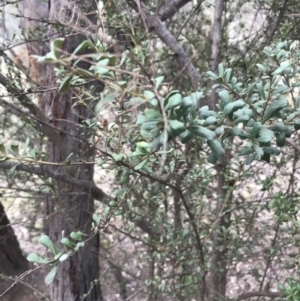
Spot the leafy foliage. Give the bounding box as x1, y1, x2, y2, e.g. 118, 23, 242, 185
2, 0, 300, 300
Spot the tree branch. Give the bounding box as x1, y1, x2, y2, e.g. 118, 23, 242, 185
147, 17, 202, 88
159, 0, 193, 21
0, 73, 66, 156
210, 0, 225, 72
237, 291, 283, 300
130, 1, 202, 89
0, 161, 109, 200
286, 138, 300, 152
0, 161, 155, 236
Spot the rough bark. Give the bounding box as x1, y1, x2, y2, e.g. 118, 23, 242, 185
5, 0, 103, 298
0, 202, 27, 300
37, 0, 103, 300
0, 202, 41, 301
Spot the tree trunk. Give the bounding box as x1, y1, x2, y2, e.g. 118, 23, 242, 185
0, 202, 37, 301
39, 0, 103, 300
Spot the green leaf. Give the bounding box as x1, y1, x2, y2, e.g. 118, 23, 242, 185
233, 115, 250, 124
164, 92, 182, 111
257, 64, 267, 73
59, 253, 70, 262
0, 144, 6, 156
187, 125, 216, 140
27, 253, 48, 264
270, 122, 288, 132
155, 76, 164, 88
207, 152, 218, 164
182, 96, 193, 109
218, 63, 224, 77
215, 126, 224, 135
207, 71, 218, 79
9, 144, 19, 156
256, 82, 265, 99
239, 147, 254, 156
141, 121, 161, 131
22, 138, 30, 154
272, 61, 290, 76
39, 235, 57, 255
9, 164, 21, 174
64, 153, 73, 164
70, 232, 84, 241
251, 122, 262, 138
53, 252, 64, 260
109, 201, 118, 207
253, 144, 264, 156
218, 90, 232, 106
245, 153, 256, 165
257, 126, 275, 143
76, 68, 93, 77
294, 119, 300, 130
140, 129, 156, 139
179, 130, 194, 143
60, 237, 74, 248
74, 242, 85, 251
263, 147, 280, 155
245, 82, 256, 94
263, 46, 273, 56
262, 97, 288, 123
223, 100, 245, 117
131, 143, 150, 156
92, 213, 101, 225
203, 116, 217, 126
50, 38, 64, 58
134, 159, 148, 171
73, 40, 93, 55
92, 59, 110, 76
144, 109, 163, 121
112, 153, 124, 162
144, 90, 156, 101
190, 92, 203, 118
45, 266, 57, 285
150, 136, 162, 150
168, 120, 185, 135
59, 76, 73, 92
207, 139, 225, 157
120, 51, 127, 66
224, 68, 232, 82
0, 156, 8, 162
276, 132, 286, 146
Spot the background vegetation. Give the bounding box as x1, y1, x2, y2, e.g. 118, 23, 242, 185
1, 0, 300, 300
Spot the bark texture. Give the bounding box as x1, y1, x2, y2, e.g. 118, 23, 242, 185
0, 202, 37, 301
39, 0, 103, 300
16, 0, 103, 301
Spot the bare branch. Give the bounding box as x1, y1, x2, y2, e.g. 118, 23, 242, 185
0, 73, 67, 156
140, 3, 202, 89
125, 0, 202, 88
159, 0, 193, 21
237, 291, 283, 300
210, 0, 225, 72
286, 138, 300, 152
265, 0, 289, 45
0, 161, 155, 236
0, 161, 110, 201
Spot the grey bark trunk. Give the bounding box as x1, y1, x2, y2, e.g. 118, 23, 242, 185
0, 202, 41, 301
39, 0, 103, 300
